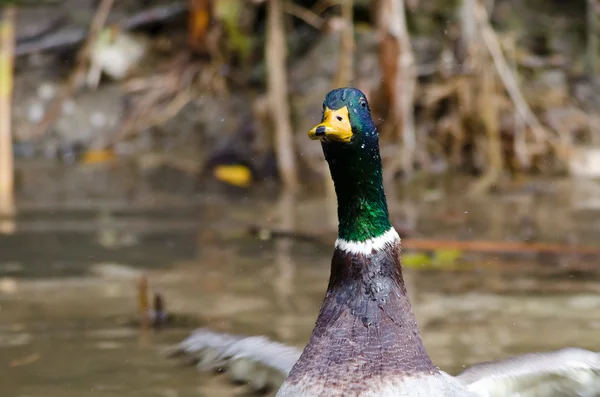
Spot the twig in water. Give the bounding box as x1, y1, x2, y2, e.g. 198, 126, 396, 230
137, 275, 150, 330
28, 0, 115, 141
248, 225, 600, 256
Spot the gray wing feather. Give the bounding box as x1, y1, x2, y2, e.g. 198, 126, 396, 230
164, 328, 302, 391
456, 348, 600, 397
166, 329, 600, 396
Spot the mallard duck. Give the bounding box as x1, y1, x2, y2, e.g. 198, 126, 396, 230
168, 88, 600, 396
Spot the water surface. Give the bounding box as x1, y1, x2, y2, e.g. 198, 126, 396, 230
2, 163, 600, 396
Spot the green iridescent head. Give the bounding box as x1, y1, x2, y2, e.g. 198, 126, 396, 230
308, 87, 377, 146
308, 88, 391, 242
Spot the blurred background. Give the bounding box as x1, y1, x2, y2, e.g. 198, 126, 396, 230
0, 0, 600, 396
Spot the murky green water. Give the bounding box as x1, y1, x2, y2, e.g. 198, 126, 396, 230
1, 163, 600, 397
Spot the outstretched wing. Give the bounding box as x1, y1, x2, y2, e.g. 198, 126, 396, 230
456, 348, 600, 397
164, 328, 302, 392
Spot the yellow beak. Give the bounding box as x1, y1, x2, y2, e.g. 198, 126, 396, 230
308, 106, 353, 143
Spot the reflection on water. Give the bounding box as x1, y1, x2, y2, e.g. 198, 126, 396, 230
1, 163, 600, 396
271, 190, 298, 342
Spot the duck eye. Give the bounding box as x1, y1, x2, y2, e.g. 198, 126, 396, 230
359, 98, 367, 108
336, 116, 343, 121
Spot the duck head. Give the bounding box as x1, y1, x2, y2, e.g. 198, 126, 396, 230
308, 87, 376, 146
308, 87, 390, 243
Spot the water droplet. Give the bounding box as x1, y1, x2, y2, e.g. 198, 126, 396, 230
361, 144, 365, 149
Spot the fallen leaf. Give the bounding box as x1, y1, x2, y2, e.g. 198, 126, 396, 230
9, 353, 40, 368
213, 164, 252, 188
188, 0, 212, 52
82, 149, 116, 165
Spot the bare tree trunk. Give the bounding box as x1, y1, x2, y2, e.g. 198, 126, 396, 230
587, 0, 598, 76
0, 6, 16, 218
456, 0, 478, 172
467, 55, 502, 197
29, 0, 114, 140
457, 0, 476, 69
462, 0, 505, 196
586, 0, 599, 146
334, 0, 354, 87
188, 0, 213, 54
266, 0, 299, 192
507, 36, 530, 169
375, 0, 417, 178
474, 0, 551, 149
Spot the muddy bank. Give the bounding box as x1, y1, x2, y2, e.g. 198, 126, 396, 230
10, 0, 600, 185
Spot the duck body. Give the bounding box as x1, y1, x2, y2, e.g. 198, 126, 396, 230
277, 231, 469, 397
168, 87, 600, 397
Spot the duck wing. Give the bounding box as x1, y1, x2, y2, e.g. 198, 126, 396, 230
164, 328, 301, 391
456, 348, 600, 397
